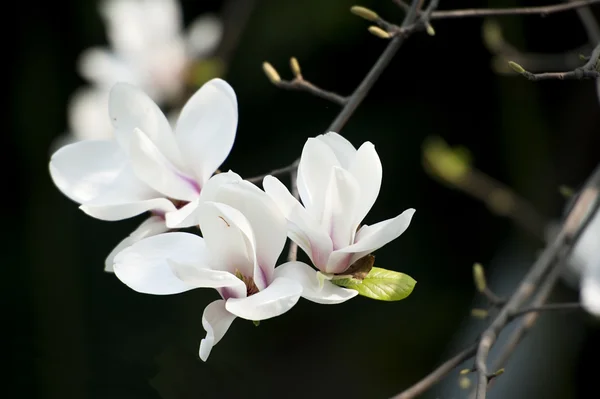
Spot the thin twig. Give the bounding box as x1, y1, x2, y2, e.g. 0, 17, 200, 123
394, 0, 600, 19
272, 80, 348, 105
247, 161, 299, 184
390, 343, 478, 399
217, 0, 258, 66
474, 163, 600, 399
510, 302, 582, 319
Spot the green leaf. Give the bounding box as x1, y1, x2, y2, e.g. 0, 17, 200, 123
332, 267, 416, 301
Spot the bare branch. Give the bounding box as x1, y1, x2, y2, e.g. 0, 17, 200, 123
394, 0, 600, 19
509, 302, 582, 319
390, 343, 478, 399
272, 79, 348, 106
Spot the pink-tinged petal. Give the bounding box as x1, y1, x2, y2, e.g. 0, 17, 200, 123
297, 138, 341, 219
348, 142, 382, 227
198, 170, 242, 201
186, 15, 223, 58
199, 299, 236, 362
197, 202, 255, 279
212, 180, 287, 283
165, 199, 199, 228
273, 262, 358, 304
263, 176, 333, 271
327, 209, 415, 274
225, 277, 302, 320
113, 232, 210, 294
49, 140, 127, 204
322, 167, 360, 250
108, 83, 183, 166
316, 132, 356, 169
80, 166, 176, 220
105, 216, 168, 272
130, 128, 199, 201
175, 79, 237, 185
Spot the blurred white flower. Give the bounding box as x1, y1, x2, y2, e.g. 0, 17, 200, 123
113, 179, 356, 361
264, 132, 415, 275
49, 78, 237, 269
60, 0, 222, 144
568, 205, 600, 316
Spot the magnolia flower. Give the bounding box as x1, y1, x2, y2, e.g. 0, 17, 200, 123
113, 180, 357, 360
49, 78, 238, 269
569, 205, 600, 316
264, 132, 415, 275
81, 0, 222, 103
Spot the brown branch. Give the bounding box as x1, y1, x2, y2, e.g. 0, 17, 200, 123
390, 343, 478, 399
272, 79, 348, 106
510, 302, 583, 319
474, 163, 600, 399
394, 0, 600, 19
246, 161, 299, 184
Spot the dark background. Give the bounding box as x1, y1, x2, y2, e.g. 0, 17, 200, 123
7, 0, 600, 398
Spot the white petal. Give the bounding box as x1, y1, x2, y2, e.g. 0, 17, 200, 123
104, 216, 169, 272
130, 128, 199, 200
169, 260, 246, 295
348, 142, 382, 227
80, 166, 176, 220
263, 176, 333, 270
212, 180, 287, 283
582, 269, 600, 317
49, 140, 127, 204
273, 262, 358, 304
175, 79, 237, 185
113, 232, 210, 294
225, 277, 302, 320
322, 167, 360, 251
327, 209, 415, 274
316, 132, 356, 169
67, 87, 114, 141
297, 138, 341, 218
186, 15, 223, 58
77, 47, 139, 88
198, 170, 242, 201
165, 199, 200, 228
108, 83, 182, 165
199, 299, 236, 361
197, 202, 255, 279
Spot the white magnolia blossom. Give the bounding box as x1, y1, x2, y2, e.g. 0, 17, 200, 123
264, 132, 415, 275
49, 78, 238, 269
64, 0, 222, 143
113, 180, 357, 360
569, 206, 600, 316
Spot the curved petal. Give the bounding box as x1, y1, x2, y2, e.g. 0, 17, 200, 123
197, 202, 255, 279
263, 176, 332, 271
225, 277, 302, 320
212, 180, 287, 283
169, 260, 246, 296
316, 132, 356, 169
198, 170, 242, 201
108, 82, 182, 165
104, 216, 169, 272
297, 138, 341, 218
130, 128, 199, 200
49, 140, 127, 204
348, 142, 382, 227
327, 209, 415, 274
80, 166, 177, 220
175, 79, 237, 185
165, 199, 199, 228
199, 299, 236, 362
186, 15, 223, 58
113, 232, 210, 294
322, 167, 360, 250
273, 262, 358, 304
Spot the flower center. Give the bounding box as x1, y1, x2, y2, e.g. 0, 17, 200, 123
150, 199, 190, 219
234, 269, 260, 296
